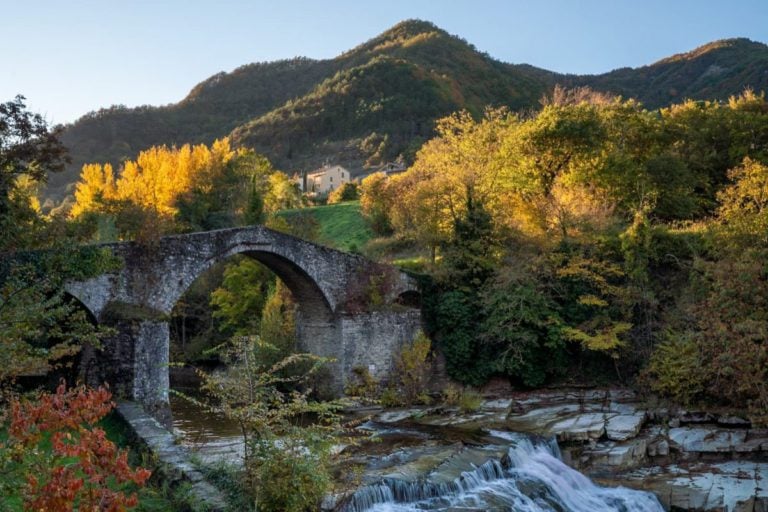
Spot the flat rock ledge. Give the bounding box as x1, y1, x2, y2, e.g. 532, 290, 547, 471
362, 388, 768, 511
116, 401, 228, 512
607, 461, 768, 512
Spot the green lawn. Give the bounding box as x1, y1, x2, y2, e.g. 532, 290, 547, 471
277, 200, 373, 252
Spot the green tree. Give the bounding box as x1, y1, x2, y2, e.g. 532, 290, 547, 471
481, 256, 566, 387
717, 157, 768, 246
433, 192, 499, 385
210, 258, 274, 336
0, 97, 115, 387
392, 330, 433, 405
555, 251, 631, 365
440, 188, 499, 287
0, 259, 104, 386
327, 181, 359, 204
359, 172, 395, 235
257, 281, 297, 366
0, 96, 68, 253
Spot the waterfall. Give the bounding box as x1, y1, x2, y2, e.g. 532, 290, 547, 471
341, 431, 663, 512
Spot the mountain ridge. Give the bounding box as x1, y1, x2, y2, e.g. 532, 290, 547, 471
47, 20, 768, 203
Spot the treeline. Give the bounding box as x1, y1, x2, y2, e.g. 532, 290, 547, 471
360, 89, 768, 420
69, 138, 302, 241
52, 21, 768, 206
48, 57, 336, 202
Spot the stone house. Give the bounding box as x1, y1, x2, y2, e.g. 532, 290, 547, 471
297, 164, 351, 195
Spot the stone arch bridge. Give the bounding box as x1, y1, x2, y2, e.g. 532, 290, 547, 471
65, 226, 422, 420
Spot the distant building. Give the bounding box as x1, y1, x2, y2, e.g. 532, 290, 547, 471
297, 164, 351, 196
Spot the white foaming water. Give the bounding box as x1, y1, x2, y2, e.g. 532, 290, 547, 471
343, 431, 664, 512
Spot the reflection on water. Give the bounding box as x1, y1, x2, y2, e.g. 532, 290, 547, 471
169, 390, 243, 445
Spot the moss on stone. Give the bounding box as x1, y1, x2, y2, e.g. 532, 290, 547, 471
102, 301, 169, 323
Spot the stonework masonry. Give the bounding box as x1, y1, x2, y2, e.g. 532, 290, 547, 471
65, 226, 422, 422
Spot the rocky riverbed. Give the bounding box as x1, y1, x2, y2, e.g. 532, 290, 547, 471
172, 388, 768, 511
336, 389, 768, 511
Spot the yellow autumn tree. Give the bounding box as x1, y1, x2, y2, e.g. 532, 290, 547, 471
70, 163, 116, 217
69, 139, 248, 237
112, 140, 234, 217
70, 139, 237, 221
385, 109, 519, 258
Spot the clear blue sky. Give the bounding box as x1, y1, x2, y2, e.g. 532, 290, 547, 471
3, 0, 767, 125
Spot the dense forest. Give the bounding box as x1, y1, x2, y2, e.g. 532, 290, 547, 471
47, 20, 768, 204
358, 88, 768, 421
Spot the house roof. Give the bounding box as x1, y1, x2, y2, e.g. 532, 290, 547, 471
307, 164, 349, 177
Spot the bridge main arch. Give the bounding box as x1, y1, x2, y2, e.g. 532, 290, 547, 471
66, 226, 422, 423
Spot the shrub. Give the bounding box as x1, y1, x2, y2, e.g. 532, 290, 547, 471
441, 383, 463, 407
441, 383, 482, 413
345, 366, 379, 402
251, 438, 331, 512
644, 332, 706, 404
394, 330, 433, 406
0, 383, 151, 511
327, 182, 359, 204
379, 387, 403, 408
458, 388, 484, 413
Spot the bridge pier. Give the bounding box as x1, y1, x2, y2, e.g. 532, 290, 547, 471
338, 309, 424, 386
295, 316, 344, 396
295, 309, 424, 396
84, 315, 172, 427
132, 320, 171, 425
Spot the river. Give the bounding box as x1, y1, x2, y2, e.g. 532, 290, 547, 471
169, 393, 667, 511
342, 429, 663, 512
169, 387, 768, 511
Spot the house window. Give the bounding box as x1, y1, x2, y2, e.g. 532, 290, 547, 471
330, 176, 333, 182
342, 172, 345, 178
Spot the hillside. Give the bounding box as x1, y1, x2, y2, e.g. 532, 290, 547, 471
231, 21, 552, 173
48, 20, 768, 202
569, 38, 768, 108
277, 201, 372, 253
49, 57, 340, 200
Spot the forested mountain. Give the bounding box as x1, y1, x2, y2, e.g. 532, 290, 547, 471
568, 38, 768, 108
230, 20, 552, 174
50, 58, 338, 200
47, 20, 768, 202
